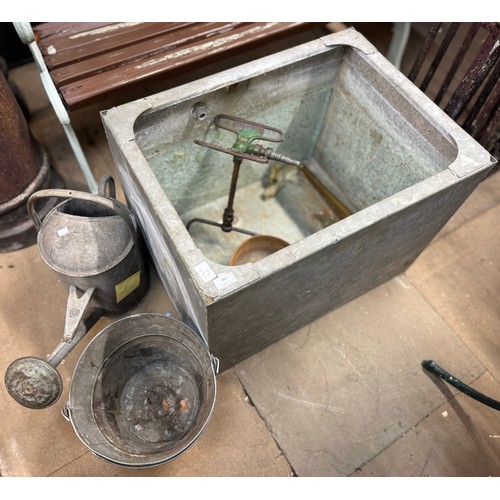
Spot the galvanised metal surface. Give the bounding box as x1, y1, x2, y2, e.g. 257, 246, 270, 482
66, 313, 217, 467
4, 356, 63, 409
28, 187, 149, 315
4, 183, 150, 409
102, 29, 496, 370
3, 307, 102, 410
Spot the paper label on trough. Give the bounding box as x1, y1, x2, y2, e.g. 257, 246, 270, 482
213, 272, 237, 290
195, 261, 216, 283
115, 271, 141, 303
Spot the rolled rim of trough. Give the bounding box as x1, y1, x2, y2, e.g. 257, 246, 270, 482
66, 313, 217, 467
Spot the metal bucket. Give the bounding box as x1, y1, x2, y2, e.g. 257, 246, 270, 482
64, 313, 218, 467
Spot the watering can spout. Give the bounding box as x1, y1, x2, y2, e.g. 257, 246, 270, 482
63, 286, 95, 342
4, 305, 103, 409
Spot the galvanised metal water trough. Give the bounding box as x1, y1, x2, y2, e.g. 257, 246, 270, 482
102, 29, 496, 370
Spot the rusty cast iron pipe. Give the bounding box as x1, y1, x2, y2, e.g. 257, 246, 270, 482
222, 157, 242, 232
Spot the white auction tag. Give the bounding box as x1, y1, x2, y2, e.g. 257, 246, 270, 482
213, 272, 237, 290
195, 261, 216, 283
57, 226, 69, 237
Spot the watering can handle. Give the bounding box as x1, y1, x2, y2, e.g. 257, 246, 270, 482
27, 188, 137, 240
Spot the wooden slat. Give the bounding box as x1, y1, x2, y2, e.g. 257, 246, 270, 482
49, 22, 248, 86
59, 22, 309, 109
35, 22, 114, 40
32, 21, 320, 109
36, 22, 194, 69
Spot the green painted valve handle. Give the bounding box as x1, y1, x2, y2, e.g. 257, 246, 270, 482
194, 114, 286, 163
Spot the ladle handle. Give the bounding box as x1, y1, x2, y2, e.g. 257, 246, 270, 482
27, 187, 137, 241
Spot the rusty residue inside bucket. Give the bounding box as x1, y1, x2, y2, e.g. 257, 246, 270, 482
93, 337, 202, 452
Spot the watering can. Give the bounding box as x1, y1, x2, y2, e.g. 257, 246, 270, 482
5, 176, 149, 409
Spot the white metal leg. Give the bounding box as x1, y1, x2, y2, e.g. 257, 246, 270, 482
12, 22, 98, 194
387, 22, 412, 70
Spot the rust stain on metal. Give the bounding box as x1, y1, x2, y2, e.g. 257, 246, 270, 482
0, 72, 41, 205
444, 24, 500, 120
408, 22, 500, 158
434, 23, 480, 106
179, 399, 189, 414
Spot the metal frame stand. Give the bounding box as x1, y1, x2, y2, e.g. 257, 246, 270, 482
12, 22, 98, 194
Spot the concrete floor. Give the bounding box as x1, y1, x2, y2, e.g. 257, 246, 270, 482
1, 25, 500, 477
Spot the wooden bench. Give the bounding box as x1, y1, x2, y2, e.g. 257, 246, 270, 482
33, 22, 322, 110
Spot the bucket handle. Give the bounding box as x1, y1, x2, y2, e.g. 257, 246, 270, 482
27, 187, 137, 241
98, 175, 116, 199
61, 401, 71, 422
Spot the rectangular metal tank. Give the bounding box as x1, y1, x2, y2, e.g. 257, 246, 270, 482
102, 29, 496, 370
